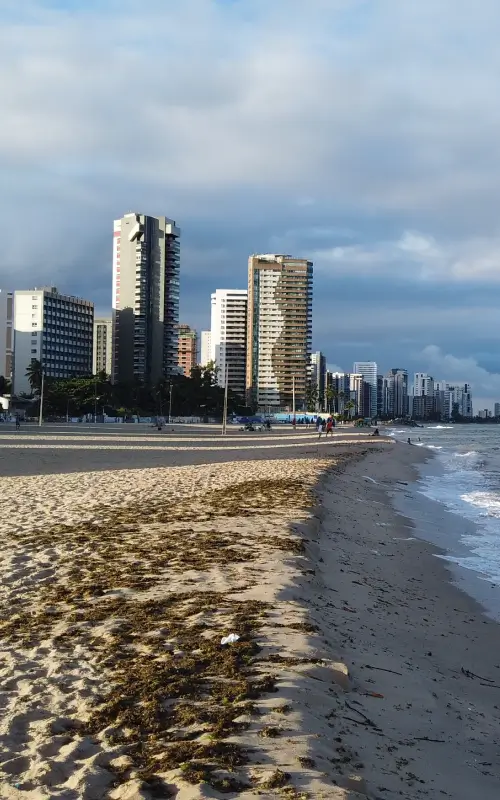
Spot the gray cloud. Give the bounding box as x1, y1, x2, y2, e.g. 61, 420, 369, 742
2, 0, 500, 403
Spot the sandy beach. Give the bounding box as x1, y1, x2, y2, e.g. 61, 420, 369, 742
0, 433, 499, 798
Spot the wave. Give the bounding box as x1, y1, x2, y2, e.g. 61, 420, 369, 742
461, 491, 500, 518
427, 425, 454, 429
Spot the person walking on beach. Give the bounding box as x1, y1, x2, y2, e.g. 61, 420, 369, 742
317, 417, 323, 438
326, 417, 334, 437
15, 415, 20, 431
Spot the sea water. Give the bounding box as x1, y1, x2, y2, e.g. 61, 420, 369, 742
389, 425, 500, 588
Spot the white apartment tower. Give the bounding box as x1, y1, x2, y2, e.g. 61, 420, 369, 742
246, 254, 313, 410
93, 317, 113, 376
210, 289, 247, 398
112, 213, 180, 384
353, 361, 378, 418
413, 373, 434, 397
200, 331, 212, 367
13, 287, 94, 395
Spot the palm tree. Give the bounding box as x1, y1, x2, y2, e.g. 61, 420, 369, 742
338, 391, 346, 416
325, 386, 335, 413
344, 400, 355, 419
26, 359, 42, 394
305, 382, 318, 411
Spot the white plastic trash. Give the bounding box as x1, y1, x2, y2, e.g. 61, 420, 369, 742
221, 633, 240, 646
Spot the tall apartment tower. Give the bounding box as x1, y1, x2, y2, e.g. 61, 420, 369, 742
353, 361, 378, 418
210, 289, 248, 398
0, 290, 13, 380
200, 331, 212, 367
246, 254, 313, 410
112, 213, 180, 384
384, 368, 408, 417
13, 287, 93, 395
309, 351, 326, 408
93, 317, 113, 376
177, 324, 197, 376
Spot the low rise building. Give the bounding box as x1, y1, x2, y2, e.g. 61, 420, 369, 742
177, 324, 197, 377
13, 287, 94, 395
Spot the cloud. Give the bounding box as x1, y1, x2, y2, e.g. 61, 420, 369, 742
419, 346, 500, 403
314, 231, 500, 283
1, 0, 500, 384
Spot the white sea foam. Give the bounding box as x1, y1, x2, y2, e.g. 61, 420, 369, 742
461, 491, 500, 518
427, 425, 454, 429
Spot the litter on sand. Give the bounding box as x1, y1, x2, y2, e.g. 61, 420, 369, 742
221, 633, 240, 646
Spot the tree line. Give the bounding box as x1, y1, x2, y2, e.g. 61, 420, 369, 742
20, 360, 252, 420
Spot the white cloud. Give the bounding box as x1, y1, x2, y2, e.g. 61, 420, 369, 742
420, 345, 500, 400
314, 231, 500, 283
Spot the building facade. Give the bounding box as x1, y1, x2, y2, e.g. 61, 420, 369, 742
210, 289, 247, 398
349, 373, 365, 417
384, 368, 409, 418
112, 213, 180, 384
0, 290, 13, 381
353, 361, 378, 418
326, 372, 351, 414
13, 287, 94, 395
200, 331, 212, 367
413, 373, 434, 397
494, 403, 500, 417
309, 351, 326, 409
93, 317, 112, 376
177, 324, 197, 376
246, 254, 313, 410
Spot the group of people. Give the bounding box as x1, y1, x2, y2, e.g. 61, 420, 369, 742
316, 416, 335, 438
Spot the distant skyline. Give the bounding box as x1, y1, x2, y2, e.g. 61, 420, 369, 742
2, 1, 500, 409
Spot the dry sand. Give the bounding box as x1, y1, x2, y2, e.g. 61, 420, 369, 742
1, 439, 498, 799
0, 446, 378, 799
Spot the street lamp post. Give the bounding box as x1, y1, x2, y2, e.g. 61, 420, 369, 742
221, 363, 229, 435
292, 375, 296, 429
168, 383, 173, 424
38, 372, 45, 427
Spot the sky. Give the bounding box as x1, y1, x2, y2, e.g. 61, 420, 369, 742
2, 0, 500, 408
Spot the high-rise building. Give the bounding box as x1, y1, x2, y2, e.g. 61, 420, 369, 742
246, 254, 313, 410
446, 384, 473, 419
200, 331, 212, 367
0, 290, 13, 381
93, 317, 112, 376
494, 402, 500, 417
13, 287, 93, 395
177, 324, 197, 377
349, 373, 365, 417
211, 289, 247, 398
353, 361, 378, 418
326, 372, 351, 413
384, 368, 408, 418
413, 373, 434, 397
112, 212, 180, 384
309, 351, 326, 409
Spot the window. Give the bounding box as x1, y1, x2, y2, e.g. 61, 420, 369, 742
32, 323, 37, 327
31, 349, 37, 354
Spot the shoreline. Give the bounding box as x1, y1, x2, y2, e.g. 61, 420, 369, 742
300, 443, 500, 799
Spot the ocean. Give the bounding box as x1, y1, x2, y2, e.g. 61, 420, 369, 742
388, 424, 500, 615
